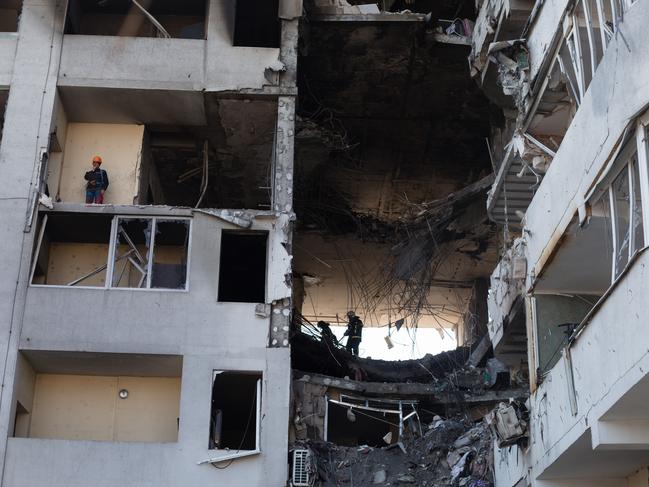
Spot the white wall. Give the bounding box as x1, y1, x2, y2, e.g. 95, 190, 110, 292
523, 1, 649, 288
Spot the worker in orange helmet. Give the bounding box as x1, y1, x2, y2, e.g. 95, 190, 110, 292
84, 155, 109, 204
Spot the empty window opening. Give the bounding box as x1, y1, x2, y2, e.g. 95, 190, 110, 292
110, 217, 190, 289
65, 0, 208, 39
326, 396, 421, 447
233, 0, 280, 48
13, 351, 182, 443
30, 212, 113, 287
209, 371, 261, 451
0, 0, 22, 32
218, 231, 267, 303
30, 213, 190, 290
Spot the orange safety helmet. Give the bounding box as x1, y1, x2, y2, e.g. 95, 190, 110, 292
92, 155, 103, 165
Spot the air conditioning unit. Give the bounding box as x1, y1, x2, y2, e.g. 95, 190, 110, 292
291, 449, 310, 487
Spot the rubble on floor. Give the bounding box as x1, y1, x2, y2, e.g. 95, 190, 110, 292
296, 415, 494, 486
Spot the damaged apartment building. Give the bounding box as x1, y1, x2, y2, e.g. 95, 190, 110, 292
0, 0, 300, 485
470, 0, 649, 484
3, 0, 640, 486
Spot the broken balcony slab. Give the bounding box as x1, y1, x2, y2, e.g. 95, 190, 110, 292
294, 371, 527, 404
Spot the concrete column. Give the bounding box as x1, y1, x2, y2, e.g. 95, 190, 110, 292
0, 0, 65, 482
269, 96, 295, 348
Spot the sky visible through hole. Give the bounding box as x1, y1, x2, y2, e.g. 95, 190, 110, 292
329, 325, 456, 361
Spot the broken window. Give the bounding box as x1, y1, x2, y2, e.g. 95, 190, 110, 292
533, 294, 596, 375
233, 0, 280, 48
209, 371, 261, 451
0, 0, 22, 32
218, 231, 267, 303
556, 0, 631, 109
65, 0, 208, 39
30, 212, 190, 290
109, 217, 190, 289
30, 212, 113, 287
609, 151, 644, 279
326, 395, 421, 447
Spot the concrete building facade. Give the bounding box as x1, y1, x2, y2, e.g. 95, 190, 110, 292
474, 0, 649, 485
0, 1, 300, 486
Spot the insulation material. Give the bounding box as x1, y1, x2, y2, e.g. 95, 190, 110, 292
267, 213, 293, 302
489, 40, 530, 110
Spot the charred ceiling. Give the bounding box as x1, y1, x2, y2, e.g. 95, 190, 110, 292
295, 12, 497, 236
292, 4, 500, 337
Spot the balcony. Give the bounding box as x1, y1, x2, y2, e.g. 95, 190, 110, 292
4, 347, 291, 487
500, 249, 649, 484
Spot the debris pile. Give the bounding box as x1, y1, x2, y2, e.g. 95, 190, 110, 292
298, 416, 494, 486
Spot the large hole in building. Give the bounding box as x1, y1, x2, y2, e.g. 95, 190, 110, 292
233, 0, 280, 48
209, 371, 261, 450
65, 0, 208, 39
218, 231, 267, 303
0, 0, 22, 32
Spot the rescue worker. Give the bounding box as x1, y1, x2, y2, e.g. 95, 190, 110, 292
84, 155, 109, 204
344, 311, 363, 356
317, 320, 339, 347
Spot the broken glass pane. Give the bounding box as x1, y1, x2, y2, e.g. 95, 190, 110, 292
631, 158, 644, 252
111, 218, 151, 288
150, 220, 189, 289
612, 167, 630, 278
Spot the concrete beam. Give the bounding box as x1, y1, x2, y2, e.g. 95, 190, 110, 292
295, 371, 527, 403
592, 420, 649, 451
309, 13, 426, 22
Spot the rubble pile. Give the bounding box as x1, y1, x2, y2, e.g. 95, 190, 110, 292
301, 416, 494, 486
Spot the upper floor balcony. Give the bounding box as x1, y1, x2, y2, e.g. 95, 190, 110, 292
57, 0, 296, 93
484, 0, 641, 228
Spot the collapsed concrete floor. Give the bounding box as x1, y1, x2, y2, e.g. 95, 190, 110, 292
298, 417, 494, 487
290, 326, 528, 486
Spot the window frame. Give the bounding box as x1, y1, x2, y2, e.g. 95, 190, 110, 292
199, 370, 263, 465
29, 214, 192, 292
587, 120, 649, 282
